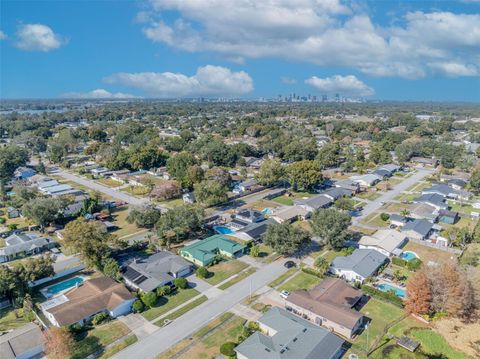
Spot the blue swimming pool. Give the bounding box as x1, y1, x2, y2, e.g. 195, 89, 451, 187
378, 283, 405, 298
46, 277, 84, 295
400, 251, 418, 261
213, 226, 235, 235
262, 208, 273, 215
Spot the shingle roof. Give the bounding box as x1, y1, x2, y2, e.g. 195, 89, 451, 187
240, 219, 276, 240
0, 233, 51, 256
0, 323, 43, 359
235, 307, 344, 359
286, 278, 363, 329
402, 219, 433, 237
332, 249, 388, 278
413, 193, 447, 208
44, 277, 133, 326
296, 195, 332, 209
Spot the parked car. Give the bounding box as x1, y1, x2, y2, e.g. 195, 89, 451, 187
280, 290, 289, 299
284, 260, 296, 268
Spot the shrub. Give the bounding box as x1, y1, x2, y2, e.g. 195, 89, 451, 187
91, 312, 110, 325
132, 299, 145, 313
407, 258, 422, 271
69, 323, 85, 334
220, 342, 237, 357
0, 217, 5, 224
301, 267, 324, 278
174, 277, 188, 289
141, 292, 158, 308
380, 213, 390, 221
7, 224, 17, 231
250, 245, 260, 257
361, 285, 404, 307
156, 285, 172, 297
392, 257, 407, 267
196, 267, 209, 279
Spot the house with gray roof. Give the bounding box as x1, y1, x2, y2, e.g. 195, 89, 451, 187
389, 214, 409, 227
234, 219, 276, 242
0, 323, 43, 359
0, 233, 55, 263
408, 202, 439, 222
123, 251, 192, 292
401, 219, 434, 240
372, 168, 392, 179
321, 188, 353, 201
422, 184, 457, 198
378, 164, 401, 173
234, 307, 345, 359
236, 208, 264, 223
295, 195, 333, 213
330, 249, 388, 283
334, 179, 360, 193
413, 193, 448, 210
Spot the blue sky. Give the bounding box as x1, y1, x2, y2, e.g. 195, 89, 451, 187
1, 0, 479, 101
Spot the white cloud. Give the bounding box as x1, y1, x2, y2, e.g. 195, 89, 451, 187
305, 75, 374, 96
104, 65, 254, 97
0, 31, 7, 40
15, 24, 65, 51
140, 1, 480, 79
62, 89, 138, 99
281, 76, 297, 85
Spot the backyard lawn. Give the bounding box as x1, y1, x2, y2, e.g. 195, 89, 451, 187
0, 308, 32, 331
142, 287, 201, 321
278, 271, 322, 292
203, 260, 249, 286
72, 320, 131, 359
402, 241, 457, 264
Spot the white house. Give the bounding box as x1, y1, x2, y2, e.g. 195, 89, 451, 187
359, 229, 407, 257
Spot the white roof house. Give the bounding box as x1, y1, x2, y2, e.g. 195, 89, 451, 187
350, 174, 382, 187
359, 229, 407, 257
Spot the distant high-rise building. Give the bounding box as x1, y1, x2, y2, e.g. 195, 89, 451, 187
322, 94, 328, 102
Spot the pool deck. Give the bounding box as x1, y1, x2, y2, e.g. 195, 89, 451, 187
40, 275, 88, 299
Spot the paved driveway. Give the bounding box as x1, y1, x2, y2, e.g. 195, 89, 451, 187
113, 258, 290, 359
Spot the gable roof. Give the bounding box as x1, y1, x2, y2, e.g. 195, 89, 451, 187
124, 252, 191, 291
235, 307, 344, 359
0, 233, 51, 256
239, 219, 276, 240
43, 277, 133, 326
402, 219, 433, 237
359, 229, 407, 253
287, 278, 363, 329
378, 164, 400, 173
322, 187, 352, 200
272, 206, 309, 221
295, 195, 332, 209
422, 183, 456, 197
413, 193, 448, 209
332, 249, 388, 278
0, 323, 43, 359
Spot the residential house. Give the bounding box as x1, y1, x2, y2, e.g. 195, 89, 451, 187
0, 323, 44, 359
242, 156, 263, 169
408, 202, 439, 222
14, 166, 36, 181
410, 157, 438, 168
41, 277, 135, 327
440, 172, 470, 184
422, 184, 458, 199
234, 219, 276, 242
7, 206, 20, 219
235, 209, 264, 223
372, 168, 392, 179
321, 188, 353, 201
447, 179, 467, 191
334, 179, 360, 193
90, 167, 110, 176
330, 249, 388, 283
234, 307, 345, 359
229, 218, 250, 230
413, 193, 448, 211
234, 179, 259, 194
350, 174, 382, 187
0, 233, 55, 263
123, 252, 192, 292
389, 214, 409, 228
180, 235, 246, 266
295, 195, 333, 213
401, 219, 435, 240
358, 229, 407, 257
271, 206, 309, 223
437, 209, 459, 225
378, 164, 401, 173
285, 278, 364, 338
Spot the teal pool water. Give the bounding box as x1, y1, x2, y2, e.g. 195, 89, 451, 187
262, 208, 273, 215
378, 283, 405, 298
400, 251, 418, 261
213, 226, 235, 235
47, 277, 84, 295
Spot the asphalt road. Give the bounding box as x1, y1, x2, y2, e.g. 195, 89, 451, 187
352, 168, 432, 225
113, 258, 290, 359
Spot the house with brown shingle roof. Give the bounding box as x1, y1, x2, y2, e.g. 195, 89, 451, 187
41, 277, 135, 327
285, 278, 364, 338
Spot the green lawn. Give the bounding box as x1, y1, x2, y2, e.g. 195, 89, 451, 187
204, 260, 249, 286
218, 267, 257, 290
268, 267, 298, 288
363, 213, 390, 228
272, 196, 294, 206
157, 197, 184, 208
97, 335, 138, 359
72, 321, 131, 359
121, 185, 151, 197
97, 178, 122, 187
142, 287, 201, 321
155, 295, 208, 325
0, 308, 32, 331
321, 247, 352, 264
357, 191, 382, 201
448, 200, 476, 215
110, 207, 146, 238
409, 328, 470, 359
278, 271, 322, 292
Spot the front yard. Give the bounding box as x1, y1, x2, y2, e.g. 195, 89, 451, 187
110, 207, 146, 238
0, 308, 32, 331
278, 271, 322, 292
142, 287, 201, 321
72, 320, 131, 359
203, 260, 249, 286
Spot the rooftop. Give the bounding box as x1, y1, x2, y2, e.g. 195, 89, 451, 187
332, 249, 388, 278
